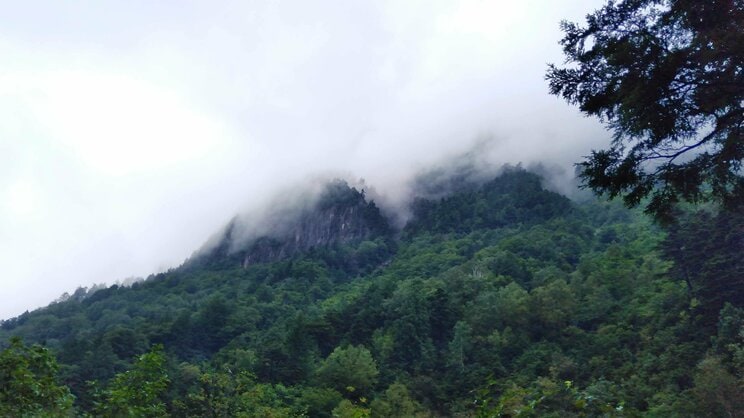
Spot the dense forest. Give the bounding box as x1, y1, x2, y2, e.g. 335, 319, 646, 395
1, 167, 742, 417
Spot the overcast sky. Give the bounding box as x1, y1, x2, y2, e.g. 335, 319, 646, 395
0, 0, 610, 320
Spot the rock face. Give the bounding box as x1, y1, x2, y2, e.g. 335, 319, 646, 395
243, 196, 385, 266
196, 180, 391, 268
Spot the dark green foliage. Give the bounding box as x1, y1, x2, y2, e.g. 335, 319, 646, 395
316, 345, 379, 397
370, 382, 426, 418
687, 355, 744, 418
0, 337, 74, 417
663, 205, 744, 327
713, 303, 744, 378
406, 168, 572, 235
547, 0, 744, 221
169, 365, 297, 417
298, 387, 344, 418
478, 378, 622, 418
91, 344, 169, 417
0, 169, 740, 416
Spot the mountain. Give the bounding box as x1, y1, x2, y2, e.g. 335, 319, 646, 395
1, 167, 742, 417
192, 179, 392, 270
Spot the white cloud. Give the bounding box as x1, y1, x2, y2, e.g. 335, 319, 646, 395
0, 0, 609, 319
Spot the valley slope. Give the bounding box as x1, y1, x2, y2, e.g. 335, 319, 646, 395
1, 167, 742, 417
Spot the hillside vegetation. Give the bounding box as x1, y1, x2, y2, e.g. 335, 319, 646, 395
1, 168, 742, 417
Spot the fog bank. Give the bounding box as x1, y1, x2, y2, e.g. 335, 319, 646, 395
0, 0, 609, 319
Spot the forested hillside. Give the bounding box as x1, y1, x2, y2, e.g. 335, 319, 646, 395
1, 167, 742, 417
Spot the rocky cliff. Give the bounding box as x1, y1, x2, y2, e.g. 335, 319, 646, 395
195, 180, 391, 268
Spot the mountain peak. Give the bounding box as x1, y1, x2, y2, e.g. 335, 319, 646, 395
193, 179, 391, 268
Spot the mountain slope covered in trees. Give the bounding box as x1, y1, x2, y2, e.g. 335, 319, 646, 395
1, 167, 742, 417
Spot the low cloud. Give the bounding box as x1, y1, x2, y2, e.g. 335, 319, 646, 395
0, 0, 609, 319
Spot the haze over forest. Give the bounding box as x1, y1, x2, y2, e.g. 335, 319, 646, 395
0, 0, 610, 319
2, 1, 742, 416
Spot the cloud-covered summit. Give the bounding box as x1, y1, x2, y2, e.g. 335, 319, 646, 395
0, 0, 609, 319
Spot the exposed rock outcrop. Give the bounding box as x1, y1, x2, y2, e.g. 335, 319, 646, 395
194, 180, 391, 268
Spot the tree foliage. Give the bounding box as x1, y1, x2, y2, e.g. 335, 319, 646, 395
663, 205, 744, 326
92, 344, 169, 417
0, 336, 73, 417
0, 169, 741, 416
317, 345, 379, 397
547, 0, 744, 221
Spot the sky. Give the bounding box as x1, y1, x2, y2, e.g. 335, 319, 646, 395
0, 0, 610, 320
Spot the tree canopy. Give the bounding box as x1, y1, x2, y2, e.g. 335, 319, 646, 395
0, 337, 74, 417
1, 169, 742, 416
547, 0, 744, 221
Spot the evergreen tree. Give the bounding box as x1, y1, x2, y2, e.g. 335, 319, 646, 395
548, 0, 744, 221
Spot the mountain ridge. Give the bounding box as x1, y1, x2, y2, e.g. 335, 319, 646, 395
187, 179, 392, 270
1, 166, 739, 417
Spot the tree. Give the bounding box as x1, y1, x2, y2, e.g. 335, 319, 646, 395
316, 345, 379, 396
92, 344, 169, 417
663, 206, 744, 326
0, 337, 74, 417
170, 365, 295, 418
332, 399, 370, 418
689, 356, 744, 417
370, 382, 427, 418
547, 0, 744, 221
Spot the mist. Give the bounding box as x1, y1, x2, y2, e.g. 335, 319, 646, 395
0, 0, 610, 320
